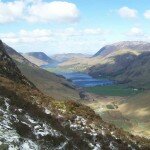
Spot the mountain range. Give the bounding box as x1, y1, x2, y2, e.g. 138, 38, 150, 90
94, 41, 150, 57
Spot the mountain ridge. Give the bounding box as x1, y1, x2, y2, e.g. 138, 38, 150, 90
94, 41, 150, 57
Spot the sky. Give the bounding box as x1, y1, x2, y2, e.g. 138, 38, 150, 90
0, 0, 150, 55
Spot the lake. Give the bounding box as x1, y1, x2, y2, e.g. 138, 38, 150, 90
60, 72, 114, 87
42, 65, 114, 87
55, 71, 114, 87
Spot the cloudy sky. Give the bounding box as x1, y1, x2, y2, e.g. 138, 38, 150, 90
0, 0, 150, 55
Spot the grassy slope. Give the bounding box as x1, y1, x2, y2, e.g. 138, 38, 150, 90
16, 61, 81, 101
118, 91, 150, 137
119, 91, 150, 120
4, 44, 82, 101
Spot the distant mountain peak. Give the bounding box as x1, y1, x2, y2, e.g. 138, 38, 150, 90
24, 52, 56, 66
25, 52, 53, 62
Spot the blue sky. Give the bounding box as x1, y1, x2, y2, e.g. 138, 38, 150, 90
0, 0, 150, 55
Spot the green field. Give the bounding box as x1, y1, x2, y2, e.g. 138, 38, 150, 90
86, 85, 142, 96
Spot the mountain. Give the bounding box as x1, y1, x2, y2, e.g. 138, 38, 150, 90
52, 53, 90, 62
4, 44, 83, 101
94, 41, 150, 57
88, 41, 150, 89
23, 52, 56, 66
0, 40, 150, 149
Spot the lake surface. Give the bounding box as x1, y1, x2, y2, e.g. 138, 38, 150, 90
57, 71, 114, 87
42, 65, 114, 87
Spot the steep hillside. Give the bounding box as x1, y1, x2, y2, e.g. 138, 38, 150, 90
88, 42, 150, 89
4, 44, 83, 100
116, 52, 150, 89
94, 41, 150, 57
16, 62, 82, 100
0, 40, 150, 149
24, 52, 56, 66
89, 51, 150, 89
88, 50, 138, 77
3, 43, 36, 67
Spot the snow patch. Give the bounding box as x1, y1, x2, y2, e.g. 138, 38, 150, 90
44, 108, 51, 115
20, 140, 39, 150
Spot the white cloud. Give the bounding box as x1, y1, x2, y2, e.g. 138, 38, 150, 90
0, 0, 79, 24
57, 28, 80, 36
1, 28, 108, 44
0, 1, 25, 23
56, 28, 109, 37
0, 28, 109, 54
1, 29, 52, 43
144, 10, 150, 19
126, 27, 143, 36
26, 1, 79, 23
1, 32, 20, 43
118, 7, 137, 18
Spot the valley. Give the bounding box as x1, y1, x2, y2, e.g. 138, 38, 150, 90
41, 59, 149, 139
38, 41, 150, 139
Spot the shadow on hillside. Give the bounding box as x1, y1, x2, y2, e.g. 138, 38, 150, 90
88, 52, 138, 77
